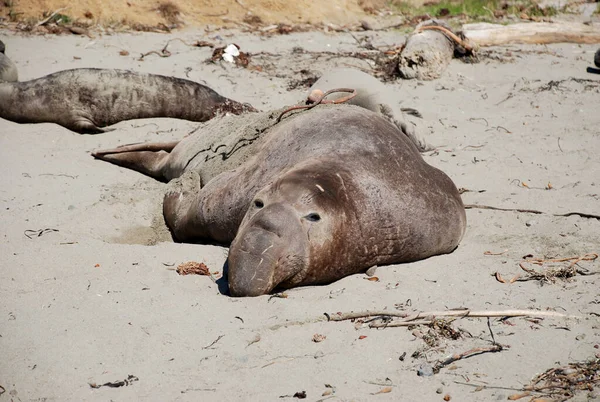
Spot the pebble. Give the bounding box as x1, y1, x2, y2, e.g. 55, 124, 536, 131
417, 364, 434, 377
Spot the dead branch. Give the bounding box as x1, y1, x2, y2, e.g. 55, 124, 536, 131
326, 308, 569, 324
521, 358, 600, 398
464, 204, 600, 220
522, 253, 598, 267
517, 253, 598, 283
398, 20, 455, 80
464, 22, 600, 47
433, 344, 505, 373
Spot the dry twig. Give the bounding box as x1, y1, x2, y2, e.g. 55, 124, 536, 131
518, 253, 598, 283
523, 358, 600, 398
433, 344, 505, 373
327, 309, 567, 323
36, 7, 69, 26
465, 204, 600, 220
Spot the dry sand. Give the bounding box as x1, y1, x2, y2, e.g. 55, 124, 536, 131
1, 0, 378, 28
1, 25, 599, 401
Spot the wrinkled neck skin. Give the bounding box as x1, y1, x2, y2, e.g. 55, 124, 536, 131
227, 162, 362, 297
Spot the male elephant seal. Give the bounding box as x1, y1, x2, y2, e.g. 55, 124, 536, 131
303, 68, 434, 151
0, 40, 18, 82
93, 105, 466, 296
0, 68, 256, 134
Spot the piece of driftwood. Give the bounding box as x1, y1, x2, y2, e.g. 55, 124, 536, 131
398, 20, 457, 80
463, 22, 600, 46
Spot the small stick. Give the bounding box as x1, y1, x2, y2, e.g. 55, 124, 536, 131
464, 204, 600, 220
326, 310, 411, 321
523, 253, 598, 268
24, 228, 59, 239
369, 319, 433, 328
202, 335, 224, 349
487, 317, 496, 345
484, 249, 508, 255
433, 344, 505, 373
36, 7, 69, 26
454, 381, 525, 392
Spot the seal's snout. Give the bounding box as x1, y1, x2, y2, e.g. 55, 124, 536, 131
228, 227, 280, 297
227, 204, 308, 297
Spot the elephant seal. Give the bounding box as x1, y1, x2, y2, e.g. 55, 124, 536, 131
0, 40, 18, 82
0, 68, 256, 134
93, 105, 466, 296
303, 68, 434, 151
595, 48, 600, 68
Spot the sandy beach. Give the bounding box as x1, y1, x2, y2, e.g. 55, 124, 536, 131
1, 22, 599, 401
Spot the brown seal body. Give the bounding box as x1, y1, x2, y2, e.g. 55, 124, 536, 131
0, 40, 18, 82
0, 68, 255, 133
94, 105, 466, 296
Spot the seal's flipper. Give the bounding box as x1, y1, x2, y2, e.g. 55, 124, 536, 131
93, 141, 180, 155
93, 141, 180, 182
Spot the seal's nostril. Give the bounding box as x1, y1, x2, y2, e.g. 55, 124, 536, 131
254, 200, 264, 208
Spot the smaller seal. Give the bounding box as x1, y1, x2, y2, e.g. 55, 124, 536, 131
0, 68, 256, 134
303, 68, 434, 151
595, 48, 600, 68
0, 40, 18, 82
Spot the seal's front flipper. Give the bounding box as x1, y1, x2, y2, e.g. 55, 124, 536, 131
92, 141, 180, 182
163, 170, 203, 242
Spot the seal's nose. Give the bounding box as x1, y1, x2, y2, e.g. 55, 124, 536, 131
227, 203, 306, 297
228, 227, 279, 297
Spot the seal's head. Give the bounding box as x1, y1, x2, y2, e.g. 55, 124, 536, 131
0, 39, 18, 82
227, 161, 358, 297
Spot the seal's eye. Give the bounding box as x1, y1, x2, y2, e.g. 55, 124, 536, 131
306, 213, 321, 222
254, 200, 264, 209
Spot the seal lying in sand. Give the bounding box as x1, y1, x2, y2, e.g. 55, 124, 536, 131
0, 40, 18, 82
0, 68, 256, 134
93, 105, 466, 296
303, 68, 433, 151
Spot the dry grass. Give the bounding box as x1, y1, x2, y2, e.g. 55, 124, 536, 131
156, 1, 181, 25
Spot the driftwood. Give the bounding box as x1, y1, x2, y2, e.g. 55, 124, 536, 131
463, 21, 600, 47
397, 20, 600, 81
398, 20, 458, 81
